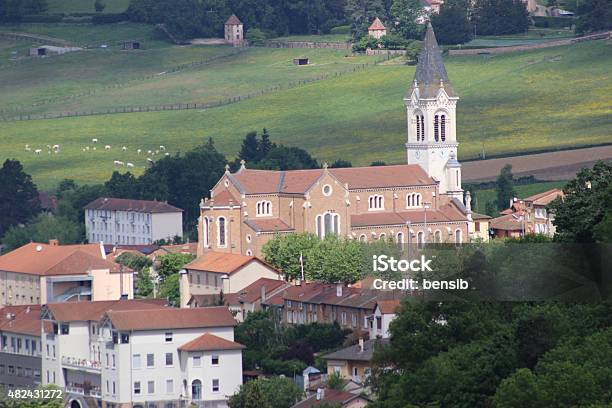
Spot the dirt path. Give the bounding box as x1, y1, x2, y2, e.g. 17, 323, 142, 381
462, 145, 612, 182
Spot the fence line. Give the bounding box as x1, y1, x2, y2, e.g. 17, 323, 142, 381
0, 62, 379, 122
0, 48, 246, 115
263, 40, 352, 50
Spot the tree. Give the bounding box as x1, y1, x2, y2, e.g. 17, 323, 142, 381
495, 164, 516, 211
390, 0, 425, 40
116, 252, 153, 272
431, 5, 472, 44
326, 371, 345, 390
94, 0, 106, 12
257, 146, 319, 170
158, 273, 180, 305
471, 0, 529, 35
575, 0, 612, 35
238, 131, 261, 163
549, 161, 612, 243
330, 159, 353, 168
308, 235, 364, 283
104, 171, 140, 199
229, 377, 302, 408
2, 214, 81, 251
0, 159, 40, 237
345, 0, 386, 38
136, 268, 154, 298
157, 253, 195, 279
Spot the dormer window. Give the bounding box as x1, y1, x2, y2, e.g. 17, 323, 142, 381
406, 193, 422, 208
368, 195, 384, 211
256, 200, 272, 216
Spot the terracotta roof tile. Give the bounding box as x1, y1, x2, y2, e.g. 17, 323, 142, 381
524, 188, 564, 206
45, 299, 168, 322
376, 299, 401, 314
0, 305, 45, 336
490, 213, 524, 231
245, 218, 294, 233
471, 212, 492, 220
0, 243, 124, 276
369, 17, 386, 30
225, 14, 242, 25
210, 189, 240, 207
85, 197, 182, 213
292, 389, 371, 408
178, 332, 245, 352
185, 251, 276, 274
106, 306, 236, 331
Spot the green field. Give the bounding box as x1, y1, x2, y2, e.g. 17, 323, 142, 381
472, 181, 568, 214
0, 23, 610, 190
46, 0, 130, 14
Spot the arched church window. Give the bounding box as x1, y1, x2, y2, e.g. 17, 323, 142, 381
217, 217, 226, 247
368, 195, 384, 211
415, 114, 424, 141
420, 116, 425, 141
434, 115, 439, 142
441, 115, 446, 141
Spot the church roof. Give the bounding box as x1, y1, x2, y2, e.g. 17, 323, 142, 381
409, 23, 456, 98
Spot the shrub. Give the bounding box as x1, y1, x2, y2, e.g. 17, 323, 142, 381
246, 28, 269, 45
92, 13, 127, 24
533, 16, 575, 28
330, 24, 351, 34
20, 14, 63, 23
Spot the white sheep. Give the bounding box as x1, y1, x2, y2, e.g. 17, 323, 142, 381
92, 138, 98, 143
165, 153, 170, 156
92, 147, 97, 151
126, 163, 134, 168
34, 149, 42, 154
155, 150, 159, 155
146, 158, 153, 163
113, 160, 125, 166
147, 150, 152, 154
122, 146, 127, 151
105, 145, 111, 150
137, 149, 142, 154
159, 145, 166, 150
85, 146, 90, 151
52, 144, 60, 150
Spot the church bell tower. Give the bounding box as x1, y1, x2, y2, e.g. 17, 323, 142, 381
405, 23, 463, 201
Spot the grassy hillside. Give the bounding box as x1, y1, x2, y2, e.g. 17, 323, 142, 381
472, 180, 568, 214
0, 33, 610, 189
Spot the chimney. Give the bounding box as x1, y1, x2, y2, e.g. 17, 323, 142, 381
359, 338, 364, 352
336, 283, 343, 297
260, 285, 266, 303
49, 239, 59, 246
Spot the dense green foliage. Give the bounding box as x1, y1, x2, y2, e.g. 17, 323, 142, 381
1, 213, 82, 251
472, 0, 529, 35
0, 0, 48, 22
390, 0, 425, 39
345, 0, 387, 38
575, 0, 612, 35
550, 161, 612, 243
0, 159, 40, 237
495, 164, 516, 211
262, 233, 363, 283
235, 310, 349, 375
228, 377, 303, 408
431, 5, 472, 44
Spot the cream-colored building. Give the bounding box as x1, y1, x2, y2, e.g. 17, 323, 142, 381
224, 14, 244, 46
85, 197, 183, 246
368, 17, 386, 39
179, 251, 283, 308
0, 241, 133, 307
198, 24, 472, 257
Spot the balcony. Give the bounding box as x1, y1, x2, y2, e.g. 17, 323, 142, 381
62, 356, 102, 372
66, 384, 102, 398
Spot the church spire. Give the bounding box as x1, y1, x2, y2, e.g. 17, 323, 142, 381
410, 23, 456, 98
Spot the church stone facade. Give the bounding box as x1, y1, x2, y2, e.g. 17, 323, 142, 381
197, 24, 472, 257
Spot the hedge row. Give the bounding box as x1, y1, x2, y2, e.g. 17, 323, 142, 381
533, 16, 575, 28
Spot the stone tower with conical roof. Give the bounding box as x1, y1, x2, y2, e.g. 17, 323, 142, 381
405, 23, 463, 201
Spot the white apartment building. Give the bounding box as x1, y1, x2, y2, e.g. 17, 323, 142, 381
368, 300, 400, 339
41, 300, 243, 408
85, 198, 183, 245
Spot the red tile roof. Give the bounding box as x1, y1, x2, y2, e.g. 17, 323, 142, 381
376, 299, 401, 314
0, 243, 124, 276
369, 17, 386, 30
471, 212, 492, 220
225, 14, 242, 25
237, 277, 288, 304
185, 251, 277, 274
351, 205, 467, 228
229, 164, 435, 195
45, 299, 168, 322
245, 218, 294, 233
210, 189, 239, 207
85, 197, 182, 213
292, 389, 371, 408
105, 306, 237, 331
490, 213, 524, 231
0, 305, 46, 336
524, 188, 564, 206
178, 332, 245, 352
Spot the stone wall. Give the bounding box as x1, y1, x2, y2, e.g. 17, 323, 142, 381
264, 41, 352, 50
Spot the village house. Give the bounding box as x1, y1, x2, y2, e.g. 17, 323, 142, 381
470, 211, 492, 242
0, 304, 47, 391
84, 197, 183, 246
188, 277, 291, 322
491, 188, 563, 238
179, 252, 282, 308
368, 299, 401, 339
291, 388, 371, 408
41, 300, 243, 408
368, 17, 387, 39
0, 241, 134, 307
197, 24, 473, 258
224, 14, 244, 46
322, 338, 388, 385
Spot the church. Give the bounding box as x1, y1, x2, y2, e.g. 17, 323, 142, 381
197, 24, 473, 257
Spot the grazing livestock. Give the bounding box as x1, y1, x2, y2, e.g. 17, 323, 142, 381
113, 160, 125, 166
92, 138, 98, 143
146, 158, 153, 163
105, 145, 112, 150
122, 146, 127, 151
165, 153, 170, 156
147, 150, 152, 154
127, 163, 134, 168
159, 145, 166, 150
34, 149, 42, 154
52, 144, 60, 150
137, 149, 142, 154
